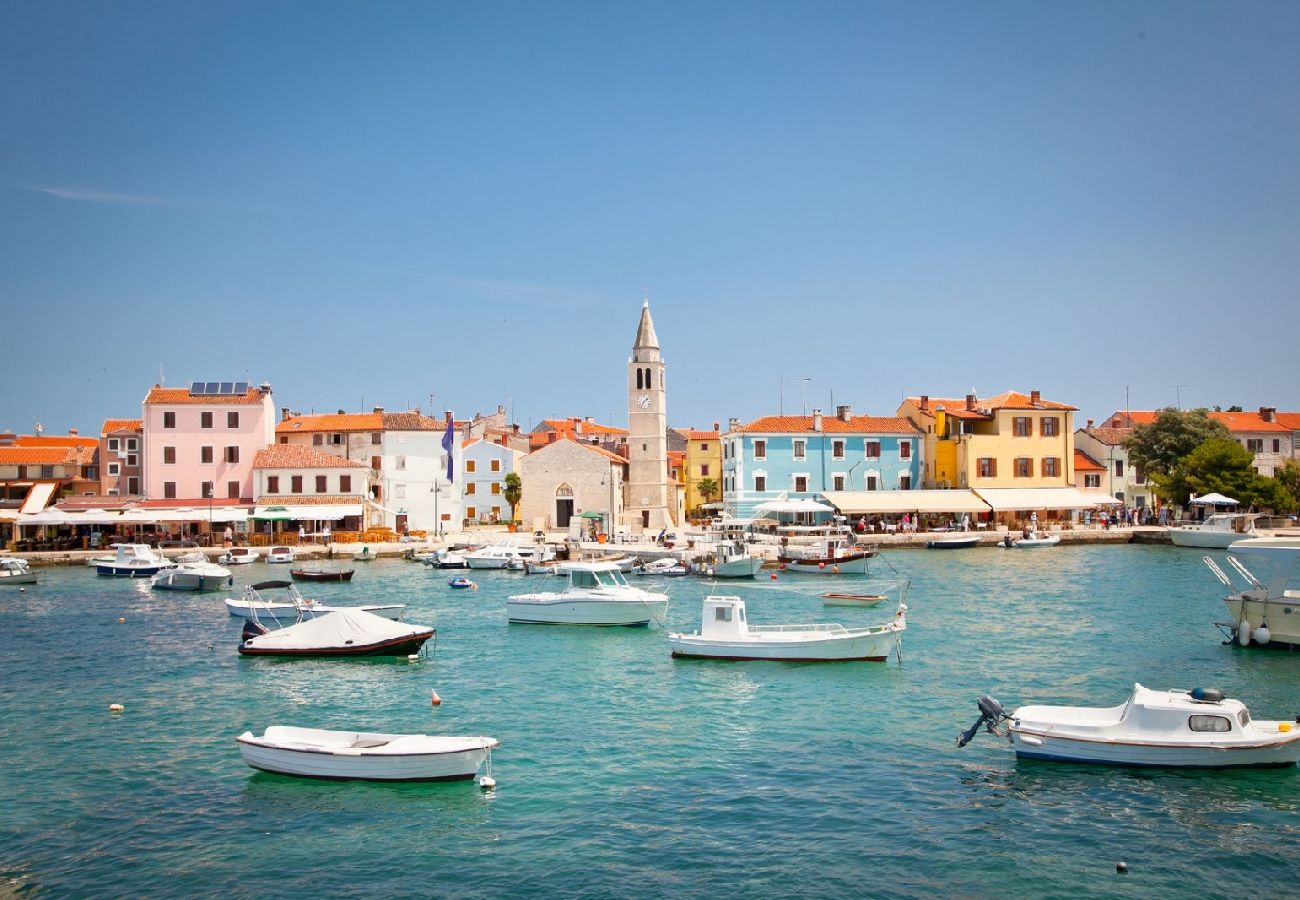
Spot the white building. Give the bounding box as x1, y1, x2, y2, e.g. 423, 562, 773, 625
462, 439, 525, 524
251, 444, 369, 532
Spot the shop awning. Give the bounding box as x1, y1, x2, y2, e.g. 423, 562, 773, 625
820, 489, 990, 515
19, 483, 57, 515
973, 487, 1121, 511
253, 504, 362, 522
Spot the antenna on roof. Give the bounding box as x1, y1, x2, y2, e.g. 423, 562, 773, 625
160, 363, 165, 386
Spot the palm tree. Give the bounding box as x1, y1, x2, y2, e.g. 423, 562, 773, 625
696, 477, 719, 509
504, 472, 523, 522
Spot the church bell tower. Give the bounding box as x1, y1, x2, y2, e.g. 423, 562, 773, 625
626, 300, 673, 529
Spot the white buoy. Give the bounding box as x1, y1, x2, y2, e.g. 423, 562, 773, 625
118, 617, 125, 623
407, 654, 420, 661
479, 775, 496, 790
109, 703, 124, 713
1238, 620, 1252, 646
1254, 624, 1271, 645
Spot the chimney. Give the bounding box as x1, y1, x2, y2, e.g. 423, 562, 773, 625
812, 409, 823, 432
836, 404, 852, 422
1260, 406, 1276, 423
966, 394, 976, 411
0, 431, 15, 446
585, 416, 594, 423
713, 420, 720, 432
281, 407, 291, 422
1086, 418, 1094, 431
373, 406, 384, 414
444, 410, 453, 425
513, 423, 520, 435
728, 417, 740, 432
68, 427, 78, 436
1030, 389, 1041, 406
338, 409, 346, 415
259, 382, 272, 395
919, 395, 929, 412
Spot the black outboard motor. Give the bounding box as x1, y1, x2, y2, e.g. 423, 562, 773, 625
957, 695, 1010, 748
241, 619, 269, 642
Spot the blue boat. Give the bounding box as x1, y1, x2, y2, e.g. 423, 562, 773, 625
448, 576, 476, 590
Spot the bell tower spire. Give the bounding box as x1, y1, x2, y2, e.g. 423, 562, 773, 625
626, 298, 673, 529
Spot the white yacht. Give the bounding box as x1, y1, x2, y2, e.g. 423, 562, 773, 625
507, 561, 668, 626
96, 544, 176, 577
466, 540, 552, 570
151, 552, 232, 591
1205, 537, 1300, 649
1170, 513, 1259, 549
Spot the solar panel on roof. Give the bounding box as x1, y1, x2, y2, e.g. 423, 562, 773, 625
219, 381, 234, 394
205, 382, 220, 394
234, 381, 248, 394
190, 381, 205, 395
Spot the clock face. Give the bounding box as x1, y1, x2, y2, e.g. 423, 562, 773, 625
637, 394, 652, 409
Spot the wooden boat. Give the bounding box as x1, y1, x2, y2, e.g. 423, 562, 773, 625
238, 607, 432, 657
821, 592, 889, 607
290, 568, 355, 582
959, 684, 1300, 768
237, 726, 498, 782
925, 534, 980, 550
668, 595, 906, 661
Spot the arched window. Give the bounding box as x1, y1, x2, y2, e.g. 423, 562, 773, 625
636, 369, 643, 390
645, 368, 652, 389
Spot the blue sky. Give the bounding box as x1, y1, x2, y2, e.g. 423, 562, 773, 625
3, 1, 1299, 435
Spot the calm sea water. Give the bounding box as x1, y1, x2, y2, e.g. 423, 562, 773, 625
1, 545, 1296, 898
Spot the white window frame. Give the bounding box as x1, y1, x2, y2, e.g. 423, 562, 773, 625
792, 472, 810, 492
107, 438, 119, 451
831, 439, 845, 460
793, 439, 806, 461
753, 439, 766, 461
107, 462, 120, 476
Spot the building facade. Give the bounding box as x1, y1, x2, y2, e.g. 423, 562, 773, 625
99, 419, 143, 497
722, 408, 924, 519
684, 429, 722, 515
462, 439, 525, 524
252, 444, 368, 532
517, 438, 626, 532
1074, 422, 1154, 508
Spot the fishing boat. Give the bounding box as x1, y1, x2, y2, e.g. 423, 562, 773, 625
448, 576, 476, 589
777, 532, 876, 575
925, 534, 980, 550
290, 568, 355, 583
507, 561, 668, 626
701, 540, 764, 578
96, 543, 177, 577
224, 580, 405, 621
1170, 513, 1260, 549
0, 557, 37, 585
957, 684, 1300, 768
1206, 538, 1300, 649
220, 547, 260, 566
1001, 531, 1060, 549
266, 545, 296, 564
236, 726, 498, 783
668, 595, 906, 661
238, 607, 433, 657
151, 552, 232, 591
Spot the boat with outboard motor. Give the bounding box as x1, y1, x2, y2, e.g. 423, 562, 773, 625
237, 607, 433, 657
225, 580, 405, 621
96, 543, 176, 577
507, 561, 668, 626
151, 552, 232, 591
634, 557, 691, 577
668, 595, 906, 661
1205, 537, 1300, 649
236, 726, 498, 783
957, 683, 1300, 768
925, 534, 980, 550
777, 529, 877, 575
465, 539, 553, 570
1001, 531, 1060, 549
0, 557, 37, 585
221, 547, 260, 566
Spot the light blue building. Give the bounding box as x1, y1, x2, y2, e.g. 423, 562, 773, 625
722, 407, 925, 519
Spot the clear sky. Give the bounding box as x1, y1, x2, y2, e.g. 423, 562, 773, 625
3, 1, 1299, 436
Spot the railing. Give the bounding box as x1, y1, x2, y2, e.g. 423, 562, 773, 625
748, 623, 847, 634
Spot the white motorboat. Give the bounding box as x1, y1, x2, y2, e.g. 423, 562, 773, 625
236, 726, 498, 782
1206, 538, 1300, 649
0, 557, 37, 585
777, 533, 876, 575
353, 546, 376, 562
221, 547, 260, 566
958, 684, 1300, 768
507, 561, 668, 626
151, 552, 232, 591
224, 580, 406, 621
634, 557, 691, 577
427, 549, 469, 569
96, 543, 177, 577
1001, 531, 1060, 549
238, 607, 433, 657
668, 595, 906, 662
700, 541, 764, 578
1171, 514, 1259, 549
465, 540, 552, 570
266, 545, 296, 564
543, 555, 638, 576
925, 534, 980, 550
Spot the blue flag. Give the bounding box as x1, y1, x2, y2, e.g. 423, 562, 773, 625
441, 417, 455, 482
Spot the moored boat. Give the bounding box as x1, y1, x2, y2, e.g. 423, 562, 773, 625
958, 684, 1300, 768
701, 540, 764, 578
266, 545, 296, 564
821, 592, 888, 607
668, 595, 906, 661
1170, 513, 1259, 549
1001, 531, 1060, 549
777, 532, 877, 575
151, 552, 232, 591
290, 568, 355, 582
448, 576, 476, 589
221, 547, 260, 566
238, 607, 433, 657
0, 557, 37, 585
236, 726, 498, 782
1206, 538, 1300, 649
925, 534, 980, 550
507, 561, 668, 626
225, 580, 406, 621
96, 543, 176, 577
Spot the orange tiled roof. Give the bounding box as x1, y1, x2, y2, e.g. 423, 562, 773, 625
381, 412, 447, 431
0, 447, 73, 464
277, 412, 383, 434
1105, 411, 1159, 427
145, 386, 266, 405
101, 418, 143, 435
253, 445, 368, 469
908, 391, 1076, 414
533, 437, 628, 464
1074, 450, 1105, 472
738, 415, 922, 434
1274, 412, 1300, 430
1081, 426, 1131, 446
1210, 411, 1290, 434
536, 418, 629, 438
688, 430, 720, 441
11, 434, 99, 448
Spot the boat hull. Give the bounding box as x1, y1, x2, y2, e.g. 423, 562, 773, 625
97, 563, 172, 577
778, 554, 872, 575
708, 557, 764, 578
821, 593, 888, 607
0, 572, 37, 585
290, 569, 355, 582
238, 632, 431, 656
926, 536, 979, 550
507, 597, 667, 626
1010, 728, 1300, 768
152, 571, 230, 591
1171, 530, 1247, 549
1221, 596, 1300, 649
668, 629, 897, 661
237, 742, 492, 781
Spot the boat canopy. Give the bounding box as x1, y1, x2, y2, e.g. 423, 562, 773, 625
243, 608, 431, 652
1191, 492, 1239, 506
820, 489, 990, 515
973, 487, 1120, 511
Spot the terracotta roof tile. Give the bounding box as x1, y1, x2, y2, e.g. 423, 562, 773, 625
145, 387, 266, 405
11, 434, 99, 448
1210, 411, 1290, 434
0, 447, 73, 464
101, 418, 143, 435
1074, 450, 1105, 472
909, 392, 1077, 414
738, 415, 922, 434
253, 445, 368, 469
381, 412, 447, 431
1079, 426, 1131, 446
688, 430, 720, 440
536, 437, 628, 464
1274, 412, 1300, 430
276, 412, 383, 433
537, 418, 629, 438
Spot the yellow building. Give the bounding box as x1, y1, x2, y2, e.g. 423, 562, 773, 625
896, 390, 1077, 489
683, 429, 722, 514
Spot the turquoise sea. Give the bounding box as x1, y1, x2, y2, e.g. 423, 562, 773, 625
1, 545, 1297, 898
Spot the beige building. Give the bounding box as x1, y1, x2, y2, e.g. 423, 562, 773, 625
518, 438, 626, 532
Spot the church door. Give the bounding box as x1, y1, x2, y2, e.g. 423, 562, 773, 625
556, 499, 574, 528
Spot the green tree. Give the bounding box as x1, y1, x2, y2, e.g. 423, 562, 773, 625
1164, 438, 1293, 509
1273, 460, 1300, 513
695, 477, 719, 507
503, 472, 523, 522
1124, 408, 1231, 500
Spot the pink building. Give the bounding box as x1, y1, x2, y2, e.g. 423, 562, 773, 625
100, 418, 143, 497
142, 382, 275, 504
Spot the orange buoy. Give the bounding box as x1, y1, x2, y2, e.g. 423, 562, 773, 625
769, 573, 778, 581
431, 690, 442, 706
832, 566, 840, 574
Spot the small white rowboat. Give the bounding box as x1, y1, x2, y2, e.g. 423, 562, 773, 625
236, 726, 498, 782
